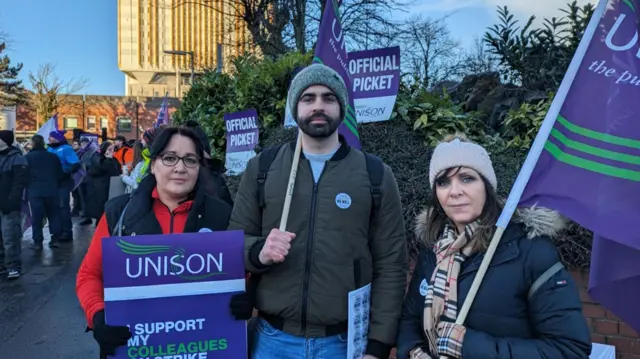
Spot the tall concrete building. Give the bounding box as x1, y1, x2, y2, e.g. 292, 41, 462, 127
117, 0, 252, 97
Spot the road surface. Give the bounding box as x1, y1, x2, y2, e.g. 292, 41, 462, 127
0, 219, 100, 359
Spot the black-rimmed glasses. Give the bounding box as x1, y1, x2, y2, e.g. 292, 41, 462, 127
159, 153, 200, 168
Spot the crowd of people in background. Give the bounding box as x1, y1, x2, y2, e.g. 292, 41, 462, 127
0, 121, 231, 281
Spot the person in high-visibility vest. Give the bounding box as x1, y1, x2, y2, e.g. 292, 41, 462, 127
112, 135, 133, 172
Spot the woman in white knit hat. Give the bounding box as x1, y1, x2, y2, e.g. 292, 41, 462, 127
395, 134, 591, 359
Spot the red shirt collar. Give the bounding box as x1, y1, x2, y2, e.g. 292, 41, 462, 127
152, 187, 194, 214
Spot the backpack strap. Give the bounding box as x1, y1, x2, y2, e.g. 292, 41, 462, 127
256, 145, 283, 209
528, 261, 565, 300
364, 152, 384, 220
247, 145, 284, 302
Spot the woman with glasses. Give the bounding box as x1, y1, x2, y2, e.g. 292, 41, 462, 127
76, 127, 233, 358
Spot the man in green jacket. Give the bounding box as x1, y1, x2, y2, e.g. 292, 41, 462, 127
229, 63, 407, 359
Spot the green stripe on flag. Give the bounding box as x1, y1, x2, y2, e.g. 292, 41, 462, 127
313, 57, 324, 64
550, 129, 640, 165
344, 110, 360, 138
331, 0, 342, 21
345, 111, 357, 127
344, 118, 359, 138
544, 141, 640, 181
347, 105, 356, 118
623, 0, 635, 12
557, 115, 640, 149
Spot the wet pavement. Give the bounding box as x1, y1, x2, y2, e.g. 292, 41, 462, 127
0, 218, 101, 359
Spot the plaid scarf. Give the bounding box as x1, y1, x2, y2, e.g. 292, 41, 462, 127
423, 221, 478, 355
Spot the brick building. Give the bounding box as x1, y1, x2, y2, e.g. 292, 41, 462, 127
13, 95, 180, 142
570, 268, 640, 359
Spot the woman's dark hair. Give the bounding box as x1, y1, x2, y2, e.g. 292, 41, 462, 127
148, 127, 215, 198
100, 141, 112, 154
149, 127, 205, 164
426, 167, 503, 253
131, 140, 144, 167
31, 135, 46, 150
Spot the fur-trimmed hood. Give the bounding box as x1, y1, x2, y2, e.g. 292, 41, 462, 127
414, 206, 567, 246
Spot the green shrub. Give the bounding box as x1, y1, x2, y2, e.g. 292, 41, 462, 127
392, 84, 490, 146
502, 96, 551, 150
484, 1, 594, 91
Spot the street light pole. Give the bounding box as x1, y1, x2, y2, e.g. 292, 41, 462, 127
189, 52, 194, 84
176, 67, 181, 98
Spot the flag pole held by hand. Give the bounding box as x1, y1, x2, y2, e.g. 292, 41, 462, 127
279, 130, 302, 231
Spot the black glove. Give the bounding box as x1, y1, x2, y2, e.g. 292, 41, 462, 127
91, 310, 132, 357
230, 292, 254, 320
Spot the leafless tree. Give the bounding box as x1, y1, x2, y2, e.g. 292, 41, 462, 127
172, 0, 407, 59
172, 0, 288, 58
28, 63, 87, 127
397, 15, 464, 88
460, 37, 498, 75
304, 0, 407, 52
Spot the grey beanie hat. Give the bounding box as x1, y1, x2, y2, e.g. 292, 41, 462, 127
287, 63, 348, 122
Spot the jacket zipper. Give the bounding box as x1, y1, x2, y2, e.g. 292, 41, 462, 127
300, 161, 324, 335
163, 203, 176, 234
169, 212, 175, 233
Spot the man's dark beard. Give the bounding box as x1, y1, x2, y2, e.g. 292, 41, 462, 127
297, 113, 342, 138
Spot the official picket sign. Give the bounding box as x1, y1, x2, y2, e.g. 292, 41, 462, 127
102, 231, 247, 359
348, 46, 400, 123
224, 108, 259, 176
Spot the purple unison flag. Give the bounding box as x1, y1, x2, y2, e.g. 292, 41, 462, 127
224, 109, 259, 175
314, 0, 361, 149
102, 231, 247, 359
348, 46, 401, 123
518, 0, 640, 331
155, 95, 169, 128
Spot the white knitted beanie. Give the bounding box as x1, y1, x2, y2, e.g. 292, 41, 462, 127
428, 135, 497, 190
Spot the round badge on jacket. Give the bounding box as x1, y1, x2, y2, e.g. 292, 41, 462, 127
335, 193, 352, 209
419, 279, 429, 296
